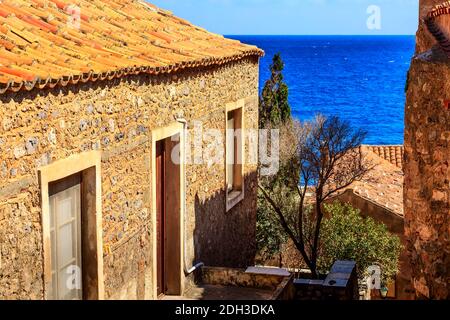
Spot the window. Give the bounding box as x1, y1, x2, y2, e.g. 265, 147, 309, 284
226, 103, 244, 211
227, 112, 236, 192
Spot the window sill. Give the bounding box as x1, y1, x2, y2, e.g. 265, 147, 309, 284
226, 190, 244, 212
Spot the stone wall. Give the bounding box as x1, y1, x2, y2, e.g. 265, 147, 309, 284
294, 261, 359, 301
404, 50, 450, 299
199, 267, 295, 300
0, 56, 260, 299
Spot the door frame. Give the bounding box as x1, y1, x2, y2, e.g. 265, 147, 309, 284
151, 122, 185, 299
38, 151, 104, 300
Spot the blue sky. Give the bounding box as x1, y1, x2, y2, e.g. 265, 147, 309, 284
150, 0, 419, 35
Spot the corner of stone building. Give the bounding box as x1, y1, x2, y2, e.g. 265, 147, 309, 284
415, 0, 444, 54
404, 0, 450, 300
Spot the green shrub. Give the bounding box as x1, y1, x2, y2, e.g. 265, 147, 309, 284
319, 202, 402, 283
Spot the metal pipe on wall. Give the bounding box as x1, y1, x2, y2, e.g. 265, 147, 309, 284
177, 118, 205, 275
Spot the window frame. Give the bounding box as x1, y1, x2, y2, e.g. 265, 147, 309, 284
150, 122, 185, 300
225, 99, 245, 212
38, 151, 104, 300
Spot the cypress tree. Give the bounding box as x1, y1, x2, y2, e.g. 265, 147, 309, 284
259, 53, 291, 128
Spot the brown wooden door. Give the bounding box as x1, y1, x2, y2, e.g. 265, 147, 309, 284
156, 140, 166, 297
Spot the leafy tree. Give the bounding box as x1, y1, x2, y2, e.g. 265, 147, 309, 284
259, 115, 371, 278
259, 53, 291, 128
320, 202, 402, 283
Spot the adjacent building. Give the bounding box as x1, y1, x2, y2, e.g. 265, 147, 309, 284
331, 145, 414, 300
0, 0, 263, 300
261, 146, 415, 299
404, 0, 450, 300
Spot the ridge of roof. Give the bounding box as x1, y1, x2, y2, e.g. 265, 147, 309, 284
361, 145, 404, 169
0, 0, 264, 94
425, 1, 450, 58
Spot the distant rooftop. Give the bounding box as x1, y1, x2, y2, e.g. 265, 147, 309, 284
349, 145, 404, 217
363, 145, 404, 169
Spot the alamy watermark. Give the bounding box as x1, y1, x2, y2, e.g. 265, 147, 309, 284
168, 121, 280, 177
66, 4, 81, 30
367, 5, 382, 30
366, 265, 382, 290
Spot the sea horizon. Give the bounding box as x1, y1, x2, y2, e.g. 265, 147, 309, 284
229, 35, 416, 146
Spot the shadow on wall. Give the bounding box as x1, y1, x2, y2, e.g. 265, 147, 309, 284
193, 171, 258, 269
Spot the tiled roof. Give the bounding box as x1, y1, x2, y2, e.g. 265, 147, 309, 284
0, 0, 263, 94
425, 1, 450, 57
332, 146, 404, 217
350, 146, 404, 216
362, 145, 404, 169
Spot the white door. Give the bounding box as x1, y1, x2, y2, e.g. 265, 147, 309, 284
49, 184, 83, 300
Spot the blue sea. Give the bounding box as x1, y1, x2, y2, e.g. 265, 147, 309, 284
228, 36, 416, 145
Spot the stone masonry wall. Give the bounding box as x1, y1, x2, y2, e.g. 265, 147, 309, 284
0, 56, 259, 299
404, 53, 450, 299
294, 261, 359, 301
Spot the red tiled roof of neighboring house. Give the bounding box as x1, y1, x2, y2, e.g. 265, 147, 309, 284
427, 1, 450, 19
425, 1, 450, 57
0, 0, 264, 94
332, 146, 404, 217
362, 145, 404, 169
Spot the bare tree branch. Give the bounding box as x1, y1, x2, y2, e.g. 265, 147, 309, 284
258, 115, 371, 278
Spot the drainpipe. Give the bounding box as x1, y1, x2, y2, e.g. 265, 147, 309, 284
177, 118, 205, 275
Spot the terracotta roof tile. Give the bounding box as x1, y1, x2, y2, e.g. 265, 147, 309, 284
345, 146, 404, 217
0, 0, 264, 94
362, 145, 404, 169
425, 1, 450, 57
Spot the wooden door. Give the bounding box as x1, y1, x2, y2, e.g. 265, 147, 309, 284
49, 173, 83, 300
156, 140, 166, 296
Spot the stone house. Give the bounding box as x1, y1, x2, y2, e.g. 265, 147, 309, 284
404, 0, 450, 300
0, 0, 263, 300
